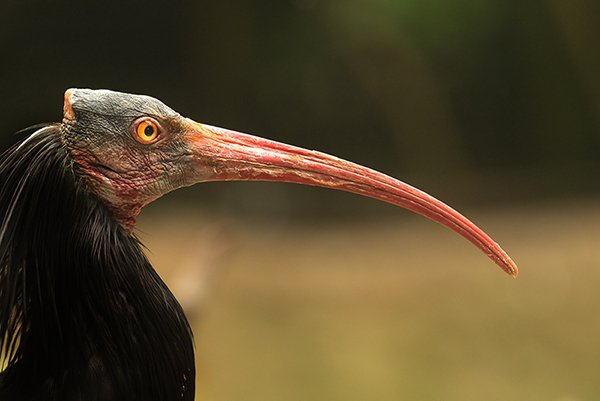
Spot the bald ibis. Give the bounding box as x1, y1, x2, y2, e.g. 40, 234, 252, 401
0, 89, 517, 401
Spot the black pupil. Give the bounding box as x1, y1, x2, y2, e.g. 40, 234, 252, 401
144, 125, 155, 137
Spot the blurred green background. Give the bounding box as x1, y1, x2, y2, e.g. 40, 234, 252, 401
2, 0, 600, 399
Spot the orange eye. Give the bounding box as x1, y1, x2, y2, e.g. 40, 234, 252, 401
134, 118, 160, 144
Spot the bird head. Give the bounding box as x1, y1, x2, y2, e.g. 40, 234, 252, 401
62, 89, 192, 222
61, 88, 517, 277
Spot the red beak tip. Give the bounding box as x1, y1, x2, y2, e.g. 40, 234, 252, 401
503, 259, 519, 278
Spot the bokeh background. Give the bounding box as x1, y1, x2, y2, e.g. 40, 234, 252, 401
2, 0, 600, 400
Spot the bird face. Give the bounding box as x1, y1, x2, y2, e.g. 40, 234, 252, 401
62, 89, 195, 222
61, 88, 517, 276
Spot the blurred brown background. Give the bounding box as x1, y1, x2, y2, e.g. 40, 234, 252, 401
2, 0, 600, 400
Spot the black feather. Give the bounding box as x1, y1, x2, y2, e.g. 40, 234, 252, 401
0, 126, 195, 400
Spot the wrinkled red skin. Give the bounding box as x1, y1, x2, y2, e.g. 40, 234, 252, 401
64, 141, 147, 230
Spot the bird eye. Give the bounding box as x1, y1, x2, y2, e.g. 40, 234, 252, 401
134, 118, 160, 144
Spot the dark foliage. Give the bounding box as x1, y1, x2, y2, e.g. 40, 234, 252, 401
0, 126, 195, 400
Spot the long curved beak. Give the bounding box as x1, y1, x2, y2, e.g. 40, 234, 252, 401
185, 121, 518, 277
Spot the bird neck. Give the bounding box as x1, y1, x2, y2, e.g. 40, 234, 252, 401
0, 126, 195, 401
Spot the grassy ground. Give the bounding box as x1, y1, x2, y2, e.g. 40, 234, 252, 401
139, 198, 600, 401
